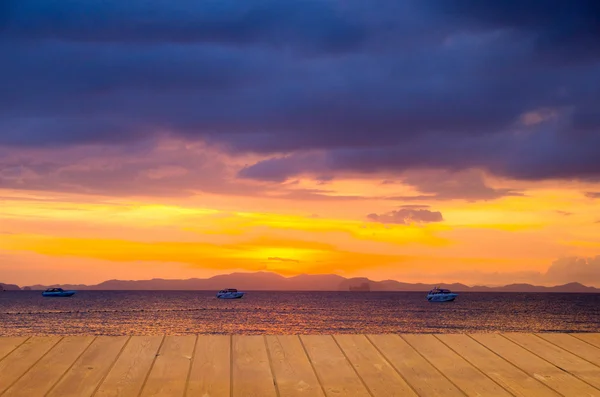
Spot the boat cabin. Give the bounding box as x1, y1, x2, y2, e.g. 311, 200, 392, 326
45, 288, 65, 293
428, 288, 452, 295
218, 288, 238, 293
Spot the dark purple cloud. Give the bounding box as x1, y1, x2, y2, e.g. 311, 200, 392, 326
367, 208, 444, 225
387, 170, 523, 202
430, 0, 600, 61
1, 0, 599, 188
1, 0, 366, 52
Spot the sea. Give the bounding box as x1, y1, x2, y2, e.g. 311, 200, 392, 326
1, 291, 599, 336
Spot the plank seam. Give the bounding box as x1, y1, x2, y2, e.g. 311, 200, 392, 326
263, 335, 281, 397
44, 336, 98, 397
0, 337, 31, 364
465, 334, 570, 397
0, 336, 64, 396
432, 334, 519, 397
136, 334, 166, 397
229, 335, 233, 397
298, 335, 328, 397
534, 333, 600, 370
90, 336, 132, 397
364, 334, 422, 397
399, 334, 469, 397
182, 334, 199, 397
331, 335, 375, 397
500, 333, 600, 393
570, 334, 600, 350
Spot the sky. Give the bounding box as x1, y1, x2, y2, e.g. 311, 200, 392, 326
1, 0, 600, 286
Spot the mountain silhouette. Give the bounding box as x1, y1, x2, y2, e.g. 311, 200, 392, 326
12, 271, 600, 292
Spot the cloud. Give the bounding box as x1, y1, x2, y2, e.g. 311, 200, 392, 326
555, 210, 573, 216
241, 162, 522, 202
429, 0, 600, 61
390, 169, 523, 202
544, 256, 600, 285
2, 0, 366, 52
585, 192, 600, 199
401, 256, 600, 287
268, 257, 300, 263
0, 137, 263, 197
1, 0, 600, 185
367, 209, 444, 225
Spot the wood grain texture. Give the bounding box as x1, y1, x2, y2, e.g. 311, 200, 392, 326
3, 336, 95, 397
403, 334, 512, 397
46, 336, 129, 397
537, 333, 600, 367
187, 335, 231, 397
0, 337, 29, 362
232, 335, 278, 397
0, 336, 62, 394
472, 333, 600, 397
504, 333, 600, 390
436, 334, 560, 397
266, 335, 325, 397
139, 335, 196, 397
334, 334, 418, 397
300, 335, 371, 397
368, 334, 464, 397
94, 335, 163, 397
0, 333, 597, 397
572, 333, 600, 349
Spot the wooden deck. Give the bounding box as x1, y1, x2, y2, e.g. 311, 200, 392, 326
0, 334, 599, 396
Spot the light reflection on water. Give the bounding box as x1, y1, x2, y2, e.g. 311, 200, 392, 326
1, 291, 599, 336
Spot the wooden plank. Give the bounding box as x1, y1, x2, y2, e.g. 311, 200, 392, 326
367, 334, 464, 397
403, 334, 511, 397
187, 335, 231, 397
266, 335, 325, 397
139, 335, 196, 397
504, 333, 600, 390
334, 334, 417, 397
471, 333, 600, 397
0, 336, 62, 394
94, 336, 163, 397
437, 334, 560, 397
0, 337, 28, 362
573, 333, 600, 349
538, 333, 600, 367
3, 336, 95, 397
300, 335, 371, 397
232, 335, 277, 397
46, 336, 129, 397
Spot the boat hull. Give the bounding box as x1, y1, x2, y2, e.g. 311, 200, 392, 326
427, 293, 457, 302
216, 292, 245, 299
42, 291, 76, 297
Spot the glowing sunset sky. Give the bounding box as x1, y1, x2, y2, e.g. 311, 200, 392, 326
1, 0, 600, 286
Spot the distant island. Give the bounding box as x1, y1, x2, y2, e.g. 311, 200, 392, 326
349, 282, 371, 292
2, 272, 599, 293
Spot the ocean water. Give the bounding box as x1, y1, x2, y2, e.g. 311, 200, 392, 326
1, 291, 599, 336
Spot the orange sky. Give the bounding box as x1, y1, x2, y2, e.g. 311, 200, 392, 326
2, 143, 600, 287
3, 0, 600, 289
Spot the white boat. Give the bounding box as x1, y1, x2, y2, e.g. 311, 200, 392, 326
216, 288, 245, 299
426, 287, 457, 302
